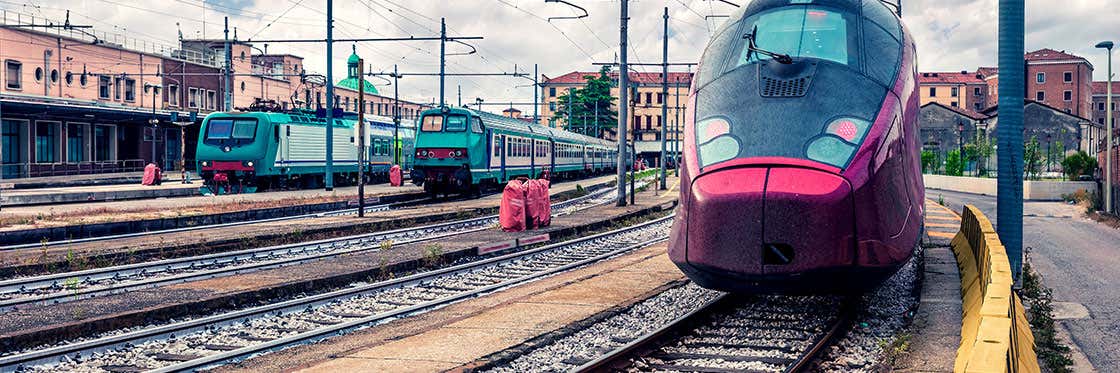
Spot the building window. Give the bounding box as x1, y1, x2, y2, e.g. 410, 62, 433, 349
974, 87, 981, 96
951, 87, 958, 97
975, 103, 982, 110
1102, 102, 1108, 111
80, 73, 88, 87
1064, 71, 1073, 83
98, 76, 111, 99
645, 92, 652, 105
1036, 91, 1045, 101
240, 81, 246, 92
928, 87, 936, 96
5, 60, 22, 89
188, 87, 198, 108
549, 87, 556, 97
2, 120, 26, 173
1036, 72, 1045, 83
65, 71, 73, 86
549, 102, 556, 111
124, 79, 136, 102
951, 102, 958, 107
1100, 118, 1106, 125
1064, 90, 1072, 101
34, 67, 43, 83
344, 96, 350, 111
35, 121, 60, 163
50, 69, 58, 83
113, 77, 122, 100
167, 84, 179, 107
67, 123, 85, 163
207, 90, 216, 110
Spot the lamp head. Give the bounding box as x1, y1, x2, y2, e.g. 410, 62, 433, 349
1097, 41, 1115, 50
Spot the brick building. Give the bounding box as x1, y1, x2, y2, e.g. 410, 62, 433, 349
1024, 48, 1095, 119
0, 10, 426, 180
918, 71, 991, 111
540, 70, 692, 167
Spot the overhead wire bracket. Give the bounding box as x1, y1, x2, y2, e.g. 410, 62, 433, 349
543, 0, 588, 22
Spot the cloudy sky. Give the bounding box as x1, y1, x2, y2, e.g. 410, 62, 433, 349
5, 0, 1117, 114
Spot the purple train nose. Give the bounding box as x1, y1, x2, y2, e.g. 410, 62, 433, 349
672, 166, 856, 291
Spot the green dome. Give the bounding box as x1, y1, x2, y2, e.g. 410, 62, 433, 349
347, 51, 361, 64
336, 77, 379, 95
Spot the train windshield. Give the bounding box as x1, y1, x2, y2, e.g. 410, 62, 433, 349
733, 7, 855, 68
420, 115, 443, 132
205, 119, 258, 140
444, 115, 467, 132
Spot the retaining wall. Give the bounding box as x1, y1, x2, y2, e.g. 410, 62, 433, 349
924, 175, 1097, 201
951, 205, 1041, 373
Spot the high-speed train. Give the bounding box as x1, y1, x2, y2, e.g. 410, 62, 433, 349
668, 0, 923, 294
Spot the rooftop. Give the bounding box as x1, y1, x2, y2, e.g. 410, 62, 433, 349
1025, 48, 1088, 62
918, 71, 986, 85
921, 101, 990, 121
543, 71, 694, 85
1092, 81, 1119, 95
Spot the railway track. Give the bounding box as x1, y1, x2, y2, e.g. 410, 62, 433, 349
572, 294, 852, 373
0, 214, 674, 372
0, 185, 623, 311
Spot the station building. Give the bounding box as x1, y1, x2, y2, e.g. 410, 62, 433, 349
539, 70, 692, 168
0, 10, 427, 181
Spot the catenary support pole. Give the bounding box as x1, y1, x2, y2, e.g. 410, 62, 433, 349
357, 59, 366, 217
997, 0, 1024, 284
534, 63, 539, 125
439, 18, 446, 108
223, 17, 232, 111
393, 64, 400, 166
659, 6, 669, 190
616, 0, 629, 206
325, 0, 335, 191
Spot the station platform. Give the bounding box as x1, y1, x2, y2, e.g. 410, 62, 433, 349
0, 178, 199, 207
0, 171, 181, 190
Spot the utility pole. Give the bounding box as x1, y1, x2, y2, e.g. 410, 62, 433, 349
997, 0, 1024, 284
457, 84, 462, 107
1098, 41, 1114, 214
674, 75, 682, 173
659, 6, 669, 191
616, 0, 630, 207
439, 17, 446, 107
567, 87, 574, 130
392, 64, 401, 166
325, 0, 335, 191
223, 17, 232, 111
357, 59, 366, 217
533, 63, 539, 125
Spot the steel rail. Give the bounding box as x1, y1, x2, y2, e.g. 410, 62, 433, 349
0, 214, 674, 372
0, 187, 617, 310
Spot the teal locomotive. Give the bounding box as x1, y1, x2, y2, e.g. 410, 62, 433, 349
195, 110, 415, 191
410, 107, 617, 194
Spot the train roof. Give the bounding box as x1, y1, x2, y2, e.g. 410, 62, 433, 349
420, 107, 616, 148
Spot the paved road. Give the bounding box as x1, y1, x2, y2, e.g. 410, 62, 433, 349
930, 188, 1120, 370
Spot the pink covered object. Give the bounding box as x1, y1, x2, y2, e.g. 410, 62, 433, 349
499, 180, 527, 232
538, 179, 552, 227
142, 163, 161, 186
389, 165, 403, 186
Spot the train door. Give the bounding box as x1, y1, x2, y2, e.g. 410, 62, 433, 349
549, 139, 556, 176
499, 134, 507, 182
529, 138, 536, 178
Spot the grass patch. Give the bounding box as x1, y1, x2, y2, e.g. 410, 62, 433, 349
1021, 248, 1074, 373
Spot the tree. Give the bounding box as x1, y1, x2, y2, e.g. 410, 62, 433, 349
1024, 136, 1042, 180
970, 132, 995, 177
552, 66, 618, 137
945, 150, 964, 176
921, 150, 938, 174
1060, 151, 1098, 181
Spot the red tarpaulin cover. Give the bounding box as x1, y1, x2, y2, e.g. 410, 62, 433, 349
499, 180, 527, 232
142, 163, 161, 186
539, 179, 552, 227
525, 179, 544, 229
389, 165, 403, 186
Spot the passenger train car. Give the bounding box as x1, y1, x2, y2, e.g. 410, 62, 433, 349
410, 107, 617, 194
195, 110, 415, 190
668, 0, 923, 294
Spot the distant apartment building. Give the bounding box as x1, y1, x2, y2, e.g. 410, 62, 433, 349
0, 9, 426, 180
1092, 81, 1118, 128
540, 70, 693, 167
918, 71, 990, 111
1024, 48, 1095, 119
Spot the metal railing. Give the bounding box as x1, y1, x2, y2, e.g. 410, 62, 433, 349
0, 159, 147, 179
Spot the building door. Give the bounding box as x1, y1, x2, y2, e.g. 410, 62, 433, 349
2, 119, 27, 178
93, 125, 115, 162
165, 128, 181, 171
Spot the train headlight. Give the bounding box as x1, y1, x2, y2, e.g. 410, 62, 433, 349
696, 117, 738, 168
246, 161, 255, 167
223, 146, 232, 152
806, 117, 870, 168
201, 161, 209, 167
455, 150, 463, 157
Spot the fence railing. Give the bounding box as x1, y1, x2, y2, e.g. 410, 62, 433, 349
951, 205, 1041, 373
0, 159, 147, 179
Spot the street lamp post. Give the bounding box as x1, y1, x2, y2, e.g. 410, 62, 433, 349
1046, 133, 1052, 173
1097, 40, 1114, 213
144, 83, 161, 168
958, 120, 965, 175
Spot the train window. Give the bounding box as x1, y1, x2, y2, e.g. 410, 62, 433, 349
231, 120, 258, 140
206, 120, 235, 140
421, 115, 443, 132
445, 115, 467, 132
733, 7, 856, 68
470, 116, 483, 133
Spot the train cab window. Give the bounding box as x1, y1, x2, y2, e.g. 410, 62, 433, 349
733, 7, 856, 68
470, 116, 483, 133
231, 120, 258, 140
421, 115, 443, 132
445, 115, 467, 132
205, 118, 258, 145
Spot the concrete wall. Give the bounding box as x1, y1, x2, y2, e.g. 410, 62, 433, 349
923, 174, 1097, 201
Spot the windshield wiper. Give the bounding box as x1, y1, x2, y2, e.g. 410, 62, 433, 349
743, 25, 794, 64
